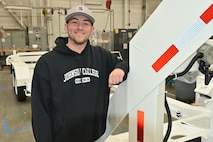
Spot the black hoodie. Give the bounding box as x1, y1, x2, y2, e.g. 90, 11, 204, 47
31, 37, 129, 142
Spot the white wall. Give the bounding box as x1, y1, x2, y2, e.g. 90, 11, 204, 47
0, 0, 161, 48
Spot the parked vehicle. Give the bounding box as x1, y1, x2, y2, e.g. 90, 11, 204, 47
6, 51, 47, 101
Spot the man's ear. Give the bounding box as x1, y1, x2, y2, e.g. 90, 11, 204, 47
91, 26, 95, 35
64, 23, 68, 33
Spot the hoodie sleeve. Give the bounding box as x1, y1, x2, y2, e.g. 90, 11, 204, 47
106, 50, 129, 81
31, 58, 53, 142
114, 59, 129, 81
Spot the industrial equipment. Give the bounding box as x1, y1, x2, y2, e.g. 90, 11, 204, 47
0, 30, 26, 51
28, 27, 47, 51
6, 51, 47, 101
99, 1, 213, 142
90, 30, 113, 51
113, 28, 137, 61
111, 51, 123, 60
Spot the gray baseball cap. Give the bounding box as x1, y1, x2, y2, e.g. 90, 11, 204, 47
65, 5, 95, 24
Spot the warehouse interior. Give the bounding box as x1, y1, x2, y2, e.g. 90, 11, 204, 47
1, 0, 213, 142
0, 0, 161, 51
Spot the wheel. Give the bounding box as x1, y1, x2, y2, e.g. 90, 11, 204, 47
12, 70, 27, 102
16, 86, 27, 102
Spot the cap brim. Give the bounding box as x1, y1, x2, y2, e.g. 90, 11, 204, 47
65, 12, 95, 24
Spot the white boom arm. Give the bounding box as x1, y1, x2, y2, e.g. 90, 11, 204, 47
100, 0, 213, 142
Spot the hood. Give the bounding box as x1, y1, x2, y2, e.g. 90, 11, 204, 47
53, 37, 90, 55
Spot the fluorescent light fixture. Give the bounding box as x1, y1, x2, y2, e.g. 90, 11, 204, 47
4, 6, 32, 10
84, 1, 103, 5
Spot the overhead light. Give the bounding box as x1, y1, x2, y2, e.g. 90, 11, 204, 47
84, 1, 103, 5
4, 6, 32, 10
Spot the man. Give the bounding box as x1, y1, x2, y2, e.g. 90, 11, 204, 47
31, 5, 129, 142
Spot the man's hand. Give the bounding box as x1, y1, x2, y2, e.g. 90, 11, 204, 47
108, 68, 125, 87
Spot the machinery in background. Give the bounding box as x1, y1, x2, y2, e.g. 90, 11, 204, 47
6, 51, 47, 101
196, 75, 213, 106
0, 29, 26, 52
90, 30, 113, 51
97, 1, 213, 142
0, 27, 47, 51
28, 27, 48, 51
163, 40, 213, 142
111, 51, 123, 60
0, 27, 47, 68
105, 40, 213, 142
113, 28, 137, 61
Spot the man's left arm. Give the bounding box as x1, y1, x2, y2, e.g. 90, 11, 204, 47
108, 68, 125, 87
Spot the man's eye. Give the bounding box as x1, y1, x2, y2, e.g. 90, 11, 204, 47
71, 21, 78, 24
84, 22, 90, 25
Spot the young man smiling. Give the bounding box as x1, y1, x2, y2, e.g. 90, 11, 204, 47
31, 5, 129, 142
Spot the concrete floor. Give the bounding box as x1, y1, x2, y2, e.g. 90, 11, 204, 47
0, 65, 176, 142
0, 66, 34, 142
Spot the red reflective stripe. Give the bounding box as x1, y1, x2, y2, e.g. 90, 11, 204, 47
137, 110, 144, 142
200, 4, 213, 24
152, 4, 213, 72
152, 44, 179, 72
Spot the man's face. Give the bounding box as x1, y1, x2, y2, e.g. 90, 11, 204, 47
65, 15, 94, 45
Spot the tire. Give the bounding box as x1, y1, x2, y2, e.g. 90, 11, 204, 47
12, 70, 27, 102
16, 86, 27, 102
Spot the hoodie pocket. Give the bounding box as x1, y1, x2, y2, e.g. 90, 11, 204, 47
53, 116, 94, 142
